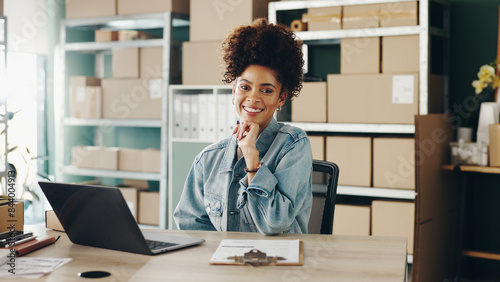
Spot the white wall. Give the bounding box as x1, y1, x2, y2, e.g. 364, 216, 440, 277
5, 0, 48, 55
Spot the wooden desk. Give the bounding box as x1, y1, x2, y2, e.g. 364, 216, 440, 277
19, 227, 407, 281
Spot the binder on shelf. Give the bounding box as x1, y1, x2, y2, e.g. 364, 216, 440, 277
173, 94, 183, 138
206, 94, 217, 141
189, 95, 199, 139
198, 94, 209, 141
217, 94, 228, 140
181, 95, 191, 139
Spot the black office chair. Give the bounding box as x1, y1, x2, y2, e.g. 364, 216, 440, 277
308, 160, 339, 235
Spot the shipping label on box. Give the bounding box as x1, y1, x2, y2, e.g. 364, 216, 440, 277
101, 78, 162, 119
66, 0, 116, 19
373, 137, 415, 190
326, 136, 371, 187
292, 82, 327, 122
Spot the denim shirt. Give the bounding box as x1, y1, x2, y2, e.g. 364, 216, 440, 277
173, 118, 313, 235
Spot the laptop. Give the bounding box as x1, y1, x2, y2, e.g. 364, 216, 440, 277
39, 181, 204, 255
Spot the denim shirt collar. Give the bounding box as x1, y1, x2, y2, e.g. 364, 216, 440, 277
220, 118, 280, 172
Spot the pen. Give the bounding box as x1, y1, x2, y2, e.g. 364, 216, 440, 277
5, 236, 37, 247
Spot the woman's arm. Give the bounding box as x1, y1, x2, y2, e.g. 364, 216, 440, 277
238, 136, 313, 235
173, 157, 217, 231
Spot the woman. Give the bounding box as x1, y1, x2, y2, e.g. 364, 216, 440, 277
173, 18, 312, 235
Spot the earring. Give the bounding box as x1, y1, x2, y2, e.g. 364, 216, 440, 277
277, 106, 282, 112
232, 99, 235, 105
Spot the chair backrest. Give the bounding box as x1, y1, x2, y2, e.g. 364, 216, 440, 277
308, 160, 339, 235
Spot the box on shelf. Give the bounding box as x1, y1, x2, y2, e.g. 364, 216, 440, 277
101, 78, 162, 119
117, 30, 158, 41
327, 73, 418, 124
326, 136, 371, 187
70, 86, 102, 119
112, 48, 139, 78
382, 35, 419, 73
302, 6, 342, 31
380, 1, 418, 27
140, 47, 162, 79
65, 0, 116, 19
333, 204, 371, 236
0, 201, 23, 232
118, 187, 147, 221
123, 179, 149, 189
118, 148, 143, 171
190, 0, 271, 41
371, 200, 415, 254
45, 210, 64, 232
342, 4, 380, 29
138, 191, 159, 225
117, 0, 189, 16
489, 124, 500, 166
341, 37, 380, 74
309, 136, 325, 161
95, 30, 119, 42
142, 149, 161, 173
373, 137, 415, 190
291, 82, 327, 122
71, 146, 119, 170
182, 41, 223, 85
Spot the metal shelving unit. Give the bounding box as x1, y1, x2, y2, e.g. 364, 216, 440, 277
55, 12, 189, 229
0, 16, 7, 195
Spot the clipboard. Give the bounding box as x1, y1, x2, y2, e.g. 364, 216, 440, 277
209, 239, 303, 266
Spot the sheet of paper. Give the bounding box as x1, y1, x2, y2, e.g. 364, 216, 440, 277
210, 239, 300, 264
0, 257, 72, 278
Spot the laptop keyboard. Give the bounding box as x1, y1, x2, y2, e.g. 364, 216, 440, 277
146, 240, 179, 251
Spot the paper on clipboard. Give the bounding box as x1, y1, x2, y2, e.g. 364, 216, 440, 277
210, 239, 302, 266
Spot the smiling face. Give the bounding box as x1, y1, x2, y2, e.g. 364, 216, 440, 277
232, 65, 286, 130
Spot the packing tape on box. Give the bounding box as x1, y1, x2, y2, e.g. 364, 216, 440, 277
291, 20, 308, 32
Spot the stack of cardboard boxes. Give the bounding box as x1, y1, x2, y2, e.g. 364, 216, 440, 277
294, 2, 423, 255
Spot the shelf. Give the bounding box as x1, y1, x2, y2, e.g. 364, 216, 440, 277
63, 12, 189, 30
64, 38, 164, 52
285, 122, 415, 134
337, 185, 416, 200
64, 117, 162, 128
295, 26, 420, 41
462, 250, 500, 261
64, 166, 161, 181
442, 164, 500, 174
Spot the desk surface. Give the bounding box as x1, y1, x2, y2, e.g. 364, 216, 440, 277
15, 227, 407, 281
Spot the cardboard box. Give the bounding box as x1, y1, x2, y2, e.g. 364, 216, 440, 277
140, 47, 162, 79
118, 148, 143, 171
95, 30, 119, 42
382, 35, 419, 73
142, 149, 161, 173
333, 204, 371, 236
117, 30, 157, 41
373, 137, 415, 190
302, 6, 342, 31
182, 41, 223, 85
326, 136, 371, 187
45, 210, 64, 232
341, 37, 380, 74
292, 82, 327, 122
327, 73, 419, 124
101, 78, 162, 119
380, 1, 418, 27
117, 0, 189, 16
190, 0, 271, 41
123, 179, 149, 189
0, 0, 3, 16
489, 124, 500, 166
71, 146, 119, 170
309, 136, 325, 161
112, 48, 139, 78
118, 187, 146, 221
138, 191, 159, 225
65, 0, 116, 19
0, 201, 23, 232
371, 200, 415, 254
70, 86, 102, 118
342, 4, 380, 29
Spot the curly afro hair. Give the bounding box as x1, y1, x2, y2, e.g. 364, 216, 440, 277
219, 18, 304, 101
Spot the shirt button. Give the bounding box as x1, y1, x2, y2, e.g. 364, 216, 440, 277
206, 206, 211, 214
